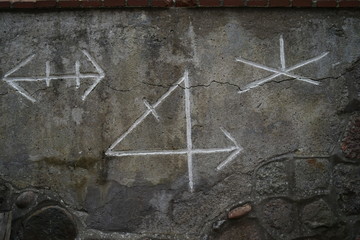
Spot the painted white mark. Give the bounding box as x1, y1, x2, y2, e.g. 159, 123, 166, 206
75, 60, 81, 89
236, 35, 329, 93
183, 70, 194, 192
143, 99, 160, 122
45, 61, 51, 87
280, 35, 286, 71
189, 22, 200, 68
4, 54, 36, 79
216, 128, 243, 170
106, 70, 243, 192
2, 50, 105, 102
107, 73, 185, 153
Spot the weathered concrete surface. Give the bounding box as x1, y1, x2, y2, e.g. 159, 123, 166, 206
0, 9, 359, 239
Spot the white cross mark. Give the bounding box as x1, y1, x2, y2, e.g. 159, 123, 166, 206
106, 71, 243, 192
237, 35, 329, 94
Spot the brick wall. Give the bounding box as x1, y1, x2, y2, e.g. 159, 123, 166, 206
0, 0, 359, 9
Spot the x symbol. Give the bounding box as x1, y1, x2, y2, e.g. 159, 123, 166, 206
236, 35, 329, 93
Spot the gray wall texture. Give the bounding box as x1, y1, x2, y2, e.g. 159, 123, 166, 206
0, 8, 360, 240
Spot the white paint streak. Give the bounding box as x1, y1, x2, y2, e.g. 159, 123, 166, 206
2, 50, 105, 102
216, 127, 243, 171
143, 99, 160, 121
236, 35, 329, 94
81, 50, 105, 101
106, 147, 239, 157
4, 54, 36, 78
45, 61, 51, 87
280, 35, 286, 70
7, 81, 36, 103
184, 70, 194, 192
189, 22, 200, 67
75, 60, 81, 89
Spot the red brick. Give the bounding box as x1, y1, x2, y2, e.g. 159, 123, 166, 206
82, 0, 103, 7
269, 0, 290, 7
199, 0, 220, 6
151, 0, 172, 7
103, 0, 125, 7
316, 0, 338, 7
127, 0, 148, 6
35, 0, 57, 7
246, 0, 268, 7
292, 0, 312, 7
175, 0, 197, 7
223, 0, 244, 6
0, 1, 10, 8
13, 1, 35, 8
57, 0, 81, 8
339, 0, 360, 7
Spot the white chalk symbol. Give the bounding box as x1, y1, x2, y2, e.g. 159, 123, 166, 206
106, 71, 243, 192
236, 35, 329, 93
2, 50, 105, 102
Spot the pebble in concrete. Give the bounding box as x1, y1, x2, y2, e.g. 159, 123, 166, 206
227, 203, 252, 219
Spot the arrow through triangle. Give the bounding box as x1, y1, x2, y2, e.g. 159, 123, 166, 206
106, 70, 243, 192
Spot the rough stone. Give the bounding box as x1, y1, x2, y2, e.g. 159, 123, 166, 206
0, 212, 12, 240
261, 198, 296, 238
210, 219, 263, 240
341, 116, 360, 160
0, 183, 11, 211
13, 205, 77, 240
333, 164, 360, 215
301, 199, 335, 230
85, 181, 157, 232
15, 191, 37, 209
255, 160, 288, 197
294, 159, 331, 198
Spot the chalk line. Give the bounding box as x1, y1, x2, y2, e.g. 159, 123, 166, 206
106, 72, 186, 153
183, 70, 194, 192
3, 50, 105, 102
280, 35, 286, 70
4, 54, 36, 78
216, 128, 243, 171
143, 99, 160, 122
236, 35, 329, 94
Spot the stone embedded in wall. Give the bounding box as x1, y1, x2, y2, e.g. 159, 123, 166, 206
333, 164, 360, 215
260, 198, 297, 238
255, 160, 289, 197
341, 116, 360, 160
0, 183, 11, 212
209, 219, 264, 240
301, 199, 335, 230
85, 182, 156, 232
227, 203, 252, 219
12, 205, 77, 240
294, 159, 331, 198
0, 212, 12, 240
15, 191, 37, 209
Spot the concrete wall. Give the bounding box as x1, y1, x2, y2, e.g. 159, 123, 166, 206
0, 9, 359, 240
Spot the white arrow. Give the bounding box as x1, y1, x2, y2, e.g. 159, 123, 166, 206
2, 50, 105, 102
106, 71, 243, 192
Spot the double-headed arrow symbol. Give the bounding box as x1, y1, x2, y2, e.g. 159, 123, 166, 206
2, 50, 104, 102
106, 71, 243, 192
